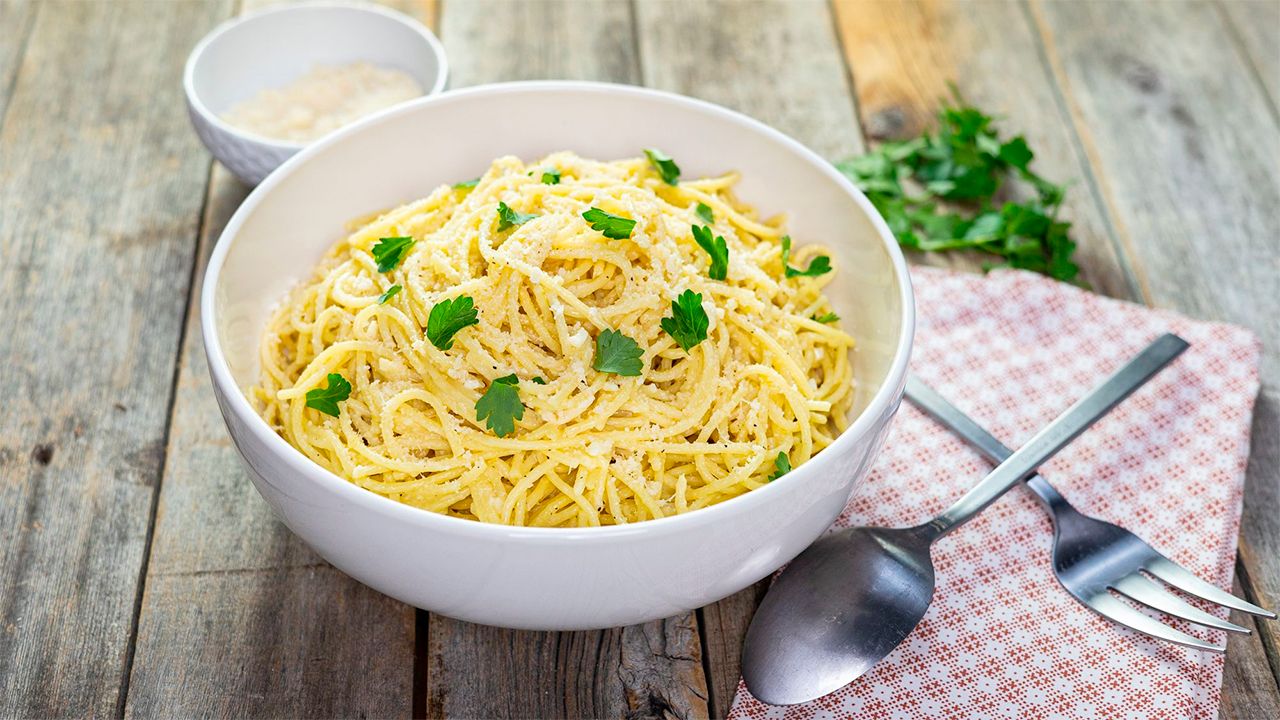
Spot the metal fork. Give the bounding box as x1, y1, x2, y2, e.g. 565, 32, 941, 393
905, 365, 1275, 652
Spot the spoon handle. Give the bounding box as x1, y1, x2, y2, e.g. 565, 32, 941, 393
919, 333, 1189, 540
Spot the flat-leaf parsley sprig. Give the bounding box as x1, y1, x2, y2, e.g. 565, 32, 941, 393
661, 290, 710, 352
305, 373, 352, 417
768, 452, 791, 481
835, 98, 1079, 282
582, 207, 637, 240
372, 236, 415, 272
377, 284, 402, 305
780, 235, 832, 279
695, 202, 715, 224
496, 201, 539, 231
427, 295, 480, 350
643, 148, 680, 185
593, 329, 644, 376
692, 225, 729, 281
475, 374, 524, 438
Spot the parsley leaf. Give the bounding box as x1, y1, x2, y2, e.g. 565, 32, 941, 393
453, 177, 479, 190
768, 452, 792, 481
372, 236, 415, 273
475, 373, 524, 438
780, 235, 831, 278
692, 224, 729, 281
541, 168, 561, 185
496, 201, 539, 231
426, 295, 480, 350
786, 255, 832, 278
660, 289, 709, 352
695, 202, 714, 224
531, 376, 547, 385
812, 312, 839, 323
643, 148, 680, 185
834, 97, 1079, 282
593, 329, 644, 376
305, 373, 352, 417
377, 284, 402, 304
582, 207, 637, 240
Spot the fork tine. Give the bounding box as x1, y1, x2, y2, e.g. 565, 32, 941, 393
1145, 557, 1277, 618
1085, 593, 1225, 652
1111, 575, 1250, 634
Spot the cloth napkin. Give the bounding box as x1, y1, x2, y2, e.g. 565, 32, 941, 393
730, 267, 1263, 720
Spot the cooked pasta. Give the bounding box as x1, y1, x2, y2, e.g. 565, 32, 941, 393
253, 151, 855, 527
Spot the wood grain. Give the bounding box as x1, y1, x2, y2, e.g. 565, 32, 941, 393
125, 1, 434, 717
427, 614, 707, 720
1029, 0, 1280, 709
0, 0, 34, 124
1220, 0, 1280, 108
124, 164, 417, 719
697, 583, 766, 719
0, 0, 228, 716
635, 1, 866, 713
1032, 0, 1280, 590
636, 0, 863, 160
424, 3, 708, 719
831, 0, 1136, 298
441, 0, 640, 86
1220, 577, 1280, 720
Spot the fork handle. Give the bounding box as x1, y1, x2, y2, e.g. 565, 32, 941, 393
915, 333, 1189, 541
904, 376, 1072, 512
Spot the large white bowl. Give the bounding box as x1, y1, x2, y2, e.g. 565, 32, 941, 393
202, 81, 914, 630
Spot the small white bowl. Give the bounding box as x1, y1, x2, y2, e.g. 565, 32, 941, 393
184, 1, 447, 185
202, 82, 914, 629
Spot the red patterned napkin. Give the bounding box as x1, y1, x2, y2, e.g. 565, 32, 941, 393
730, 267, 1263, 720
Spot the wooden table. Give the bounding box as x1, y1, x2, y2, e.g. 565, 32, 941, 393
1, 0, 1276, 717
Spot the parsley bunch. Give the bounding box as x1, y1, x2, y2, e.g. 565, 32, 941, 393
836, 101, 1079, 282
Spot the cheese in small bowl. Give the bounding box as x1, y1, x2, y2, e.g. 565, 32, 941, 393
222, 61, 424, 144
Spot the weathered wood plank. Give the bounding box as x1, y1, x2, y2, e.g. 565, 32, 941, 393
637, 0, 863, 160
124, 169, 417, 719
428, 614, 706, 720
1029, 0, 1280, 706
442, 0, 639, 86
831, 0, 1136, 298
697, 583, 765, 719
126, 1, 435, 716
635, 1, 867, 714
1220, 576, 1280, 720
424, 3, 708, 719
1220, 0, 1280, 107
0, 1, 228, 716
0, 0, 35, 124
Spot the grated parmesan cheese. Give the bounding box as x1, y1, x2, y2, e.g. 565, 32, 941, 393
223, 62, 423, 143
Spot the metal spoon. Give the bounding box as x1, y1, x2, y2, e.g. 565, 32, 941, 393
741, 334, 1188, 705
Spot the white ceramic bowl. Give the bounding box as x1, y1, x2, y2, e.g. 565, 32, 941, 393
202, 82, 914, 630
184, 1, 448, 185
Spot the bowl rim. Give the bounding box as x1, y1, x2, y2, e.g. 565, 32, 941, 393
201, 80, 916, 543
183, 0, 450, 152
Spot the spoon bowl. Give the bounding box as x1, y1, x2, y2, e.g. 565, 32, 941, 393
742, 526, 934, 704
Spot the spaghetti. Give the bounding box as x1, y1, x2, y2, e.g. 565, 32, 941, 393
253, 151, 855, 527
